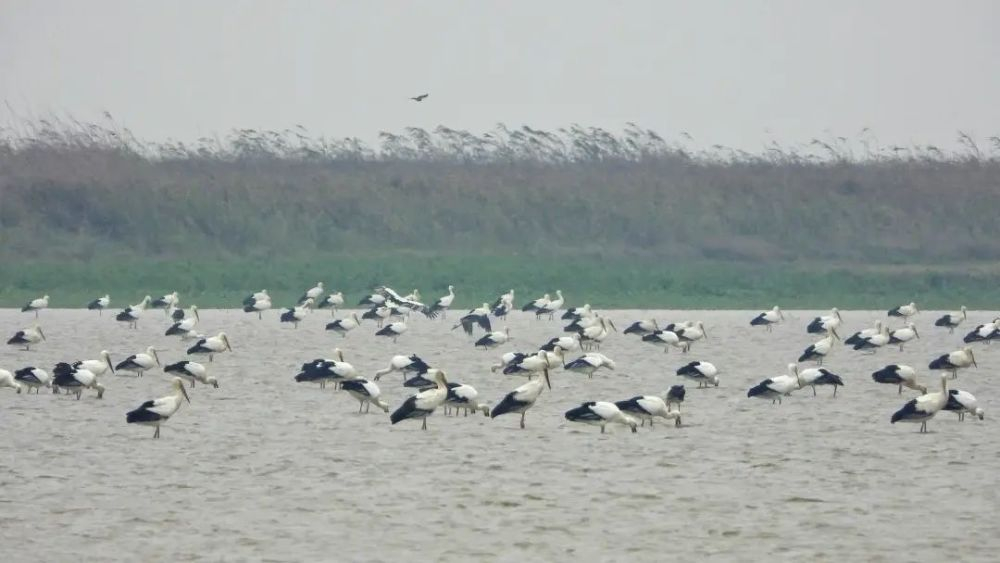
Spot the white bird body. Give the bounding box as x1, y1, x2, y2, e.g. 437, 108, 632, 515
750, 306, 784, 331
295, 349, 359, 389
579, 317, 615, 350
806, 308, 843, 334
77, 350, 116, 376
14, 367, 51, 393
642, 329, 682, 353
853, 325, 890, 353
799, 332, 839, 364
541, 334, 580, 352
564, 401, 639, 433
373, 354, 430, 380
564, 353, 616, 378
790, 364, 844, 396
7, 324, 46, 350
491, 370, 550, 428
116, 347, 160, 376
126, 378, 190, 438
748, 367, 802, 404
676, 361, 719, 388
87, 294, 111, 314
888, 323, 920, 351
165, 306, 200, 337
845, 320, 883, 346
963, 319, 1000, 344
891, 375, 949, 432
475, 328, 512, 349
888, 302, 919, 319
522, 293, 550, 313
934, 306, 967, 333
431, 285, 455, 316
615, 396, 681, 427
390, 370, 449, 429
186, 332, 233, 362
503, 349, 559, 377
536, 290, 564, 319
871, 364, 927, 395
243, 290, 271, 319
675, 321, 708, 352
52, 366, 105, 399
300, 282, 324, 304
375, 321, 408, 342
444, 382, 490, 416
326, 313, 362, 337
944, 389, 984, 421
317, 292, 345, 314
340, 377, 389, 413
280, 298, 313, 328
164, 360, 218, 388
623, 318, 659, 336
21, 294, 50, 317
929, 347, 977, 378
0, 369, 23, 393
116, 295, 151, 328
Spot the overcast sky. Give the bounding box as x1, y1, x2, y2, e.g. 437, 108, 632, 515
2, 0, 998, 152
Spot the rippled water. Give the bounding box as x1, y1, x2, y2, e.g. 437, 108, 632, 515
1, 308, 997, 561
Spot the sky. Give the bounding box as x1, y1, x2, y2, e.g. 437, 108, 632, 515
2, 0, 999, 152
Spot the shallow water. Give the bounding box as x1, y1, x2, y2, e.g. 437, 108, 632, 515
1, 308, 997, 562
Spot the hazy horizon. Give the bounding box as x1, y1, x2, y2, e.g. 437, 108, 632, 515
3, 1, 999, 151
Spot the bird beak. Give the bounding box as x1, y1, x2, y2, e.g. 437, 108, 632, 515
914, 327, 920, 338
836, 310, 842, 322
610, 320, 617, 332
779, 311, 785, 320
38, 327, 46, 341
153, 349, 160, 366
195, 309, 200, 322
831, 329, 840, 341
970, 351, 977, 368
181, 384, 191, 403
107, 356, 116, 375
543, 368, 551, 390
224, 335, 232, 352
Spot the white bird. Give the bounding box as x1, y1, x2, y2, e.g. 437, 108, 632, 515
165, 305, 200, 337
540, 334, 580, 352
789, 364, 844, 397
280, 298, 313, 328
87, 294, 111, 315
115, 347, 161, 377
358, 292, 388, 307
502, 349, 560, 378
374, 354, 432, 381
294, 348, 359, 389
317, 292, 345, 315
891, 374, 949, 432
453, 303, 492, 335
186, 332, 233, 362
747, 366, 803, 404
750, 306, 784, 331
430, 285, 455, 317
521, 293, 550, 314
934, 306, 967, 334
641, 329, 682, 353
242, 290, 271, 319
299, 282, 324, 305
578, 317, 616, 350
844, 320, 883, 347
6, 324, 45, 351
164, 360, 218, 388
535, 290, 564, 319
561, 303, 592, 321
0, 369, 23, 393
675, 321, 708, 352
615, 396, 682, 428
13, 366, 51, 393
490, 369, 551, 428
564, 353, 616, 378
888, 302, 918, 319
340, 378, 389, 413
623, 318, 659, 336
676, 361, 719, 388
362, 305, 393, 328
798, 331, 839, 365
326, 313, 362, 337
871, 364, 927, 395
962, 319, 1000, 344
929, 347, 977, 378
126, 377, 190, 438
116, 295, 151, 329
564, 401, 639, 433
944, 389, 984, 421
491, 289, 515, 318
21, 295, 49, 317
390, 369, 449, 429
491, 351, 530, 373
806, 308, 843, 334
74, 350, 116, 376
444, 382, 490, 416
375, 322, 408, 343
151, 291, 179, 312
52, 365, 105, 399
475, 328, 512, 349
852, 324, 890, 353
888, 323, 920, 351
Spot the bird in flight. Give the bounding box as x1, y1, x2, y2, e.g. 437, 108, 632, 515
410, 93, 429, 102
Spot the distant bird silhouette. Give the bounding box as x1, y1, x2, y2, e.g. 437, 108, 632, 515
410, 93, 429, 102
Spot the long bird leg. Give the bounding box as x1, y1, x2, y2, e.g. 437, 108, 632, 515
421, 417, 427, 430
601, 425, 606, 434
833, 386, 838, 397
812, 386, 817, 397
154, 426, 160, 439
520, 412, 525, 429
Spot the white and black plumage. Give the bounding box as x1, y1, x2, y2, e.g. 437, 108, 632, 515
444, 382, 490, 416
186, 332, 233, 362
87, 294, 110, 315
73, 350, 116, 377
623, 318, 659, 336
641, 329, 682, 353
502, 349, 560, 378
806, 308, 843, 334
564, 314, 601, 334
115, 346, 160, 377
294, 349, 358, 389
491, 290, 514, 318
374, 354, 431, 381
164, 360, 218, 388
429, 285, 455, 317
242, 290, 271, 319
962, 319, 1000, 344
403, 373, 437, 389
871, 364, 927, 395
165, 305, 200, 337
390, 370, 449, 430
374, 286, 436, 317
747, 368, 802, 405
934, 306, 967, 334
169, 306, 186, 322
280, 298, 313, 328
490, 369, 550, 428
665, 385, 685, 408
852, 325, 890, 353
798, 332, 839, 365
452, 303, 491, 335
675, 321, 708, 352
535, 290, 564, 319
21, 294, 49, 317
358, 292, 387, 307
564, 401, 638, 433
475, 328, 511, 349
317, 292, 345, 315
299, 282, 324, 305
929, 347, 977, 378
791, 364, 844, 397
326, 313, 362, 337
375, 322, 408, 343
540, 334, 580, 352
521, 293, 550, 313
750, 306, 784, 331
888, 302, 918, 319
888, 323, 920, 351
116, 295, 151, 329
0, 369, 23, 393
362, 305, 392, 328
564, 353, 616, 378
615, 396, 681, 428
676, 361, 719, 388
14, 367, 50, 393
126, 377, 190, 438
844, 320, 883, 346
561, 303, 591, 321
944, 390, 984, 421
52, 364, 105, 399
243, 289, 269, 307
891, 374, 948, 432
7, 325, 45, 351
578, 317, 616, 351
151, 291, 179, 311
340, 378, 389, 413
491, 351, 530, 373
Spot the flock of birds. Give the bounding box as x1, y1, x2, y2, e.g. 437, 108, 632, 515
2, 288, 993, 438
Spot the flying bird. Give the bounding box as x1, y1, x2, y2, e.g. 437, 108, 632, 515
410, 93, 429, 102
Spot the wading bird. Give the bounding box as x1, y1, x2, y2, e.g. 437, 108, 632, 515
21, 295, 49, 317
676, 361, 719, 388
934, 306, 967, 334
87, 295, 110, 315
115, 347, 160, 377
126, 377, 190, 438
491, 369, 550, 429
52, 364, 105, 399
747, 366, 803, 405
564, 401, 638, 433
615, 396, 681, 428
14, 366, 51, 393
187, 332, 233, 362
750, 306, 784, 331
888, 302, 918, 319
890, 374, 948, 433
340, 378, 389, 413
871, 364, 927, 395
929, 347, 977, 378
390, 369, 449, 430
164, 360, 218, 388
326, 313, 362, 337
7, 324, 45, 351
